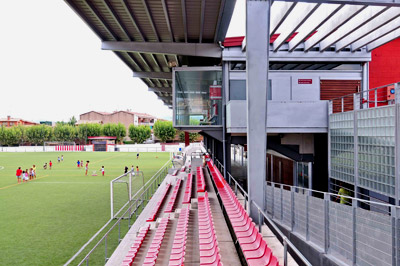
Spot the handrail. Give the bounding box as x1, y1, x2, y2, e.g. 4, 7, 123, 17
266, 181, 398, 211
64, 160, 172, 266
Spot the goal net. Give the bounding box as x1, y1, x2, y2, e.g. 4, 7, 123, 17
110, 170, 145, 219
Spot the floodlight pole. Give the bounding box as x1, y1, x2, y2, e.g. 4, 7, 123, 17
246, 0, 270, 220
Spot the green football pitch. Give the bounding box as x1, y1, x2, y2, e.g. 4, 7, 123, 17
0, 152, 170, 266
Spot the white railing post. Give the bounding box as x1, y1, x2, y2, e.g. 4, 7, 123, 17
352, 199, 357, 265
110, 182, 114, 219
290, 186, 295, 231
324, 193, 329, 254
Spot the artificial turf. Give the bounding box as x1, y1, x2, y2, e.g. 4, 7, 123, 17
0, 152, 170, 266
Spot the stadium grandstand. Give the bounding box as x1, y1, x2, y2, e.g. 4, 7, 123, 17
64, 0, 400, 265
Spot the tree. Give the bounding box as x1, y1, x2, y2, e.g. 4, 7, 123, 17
2, 127, 21, 146
86, 123, 103, 137
25, 125, 53, 145
102, 123, 115, 137
115, 123, 126, 143
129, 125, 151, 144
153, 121, 176, 143
0, 126, 5, 146
53, 124, 77, 142
69, 116, 77, 126
179, 131, 200, 143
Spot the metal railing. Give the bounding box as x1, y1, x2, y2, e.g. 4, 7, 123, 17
214, 159, 312, 266
265, 182, 399, 266
64, 160, 172, 266
329, 82, 400, 114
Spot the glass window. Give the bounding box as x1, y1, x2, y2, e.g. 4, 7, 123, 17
229, 80, 246, 100
228, 79, 272, 101
174, 69, 222, 126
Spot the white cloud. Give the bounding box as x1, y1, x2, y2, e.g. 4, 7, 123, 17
0, 0, 171, 122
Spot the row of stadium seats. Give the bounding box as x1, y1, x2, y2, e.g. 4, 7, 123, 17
164, 179, 182, 213
207, 161, 280, 266
181, 166, 186, 172
143, 217, 170, 265
168, 207, 190, 265
182, 173, 193, 204
121, 224, 151, 266
172, 169, 179, 176
197, 167, 206, 192
198, 191, 223, 266
146, 183, 171, 222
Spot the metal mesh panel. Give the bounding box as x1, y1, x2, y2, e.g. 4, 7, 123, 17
273, 187, 282, 221
266, 184, 273, 215
357, 106, 396, 197
293, 192, 307, 236
330, 112, 355, 184
328, 202, 353, 264
355, 208, 392, 266
308, 197, 325, 247
282, 189, 292, 227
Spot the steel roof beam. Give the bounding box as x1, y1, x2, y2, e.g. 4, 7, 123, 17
270, 1, 297, 35
288, 4, 343, 52
199, 0, 206, 43
275, 0, 400, 7
304, 4, 367, 52
181, 0, 188, 42
102, 42, 222, 58
158, 95, 172, 101
133, 72, 172, 80
161, 0, 174, 42
319, 5, 388, 51
273, 3, 320, 51
352, 15, 400, 50
336, 7, 400, 51
82, 0, 118, 40
64, 0, 104, 39
141, 0, 160, 42
148, 87, 172, 93
367, 28, 400, 51
103, 0, 132, 41
121, 0, 145, 41
214, 0, 237, 42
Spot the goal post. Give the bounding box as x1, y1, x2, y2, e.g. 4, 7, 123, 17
109, 159, 173, 220
110, 170, 144, 219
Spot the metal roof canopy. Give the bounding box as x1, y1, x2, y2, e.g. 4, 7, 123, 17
254, 0, 400, 53
64, 0, 236, 107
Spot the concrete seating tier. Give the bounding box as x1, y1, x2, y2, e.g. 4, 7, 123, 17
121, 224, 151, 266
168, 207, 190, 266
146, 183, 171, 222
197, 167, 206, 192
198, 192, 223, 266
165, 179, 182, 213
143, 217, 169, 265
207, 161, 280, 266
182, 173, 193, 204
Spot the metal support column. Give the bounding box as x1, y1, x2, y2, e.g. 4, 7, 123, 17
354, 94, 359, 200
246, 0, 270, 219
396, 82, 400, 205
222, 61, 228, 181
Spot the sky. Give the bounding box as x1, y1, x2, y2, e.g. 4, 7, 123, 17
0, 0, 245, 123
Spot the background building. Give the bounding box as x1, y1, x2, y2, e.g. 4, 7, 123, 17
0, 116, 38, 127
